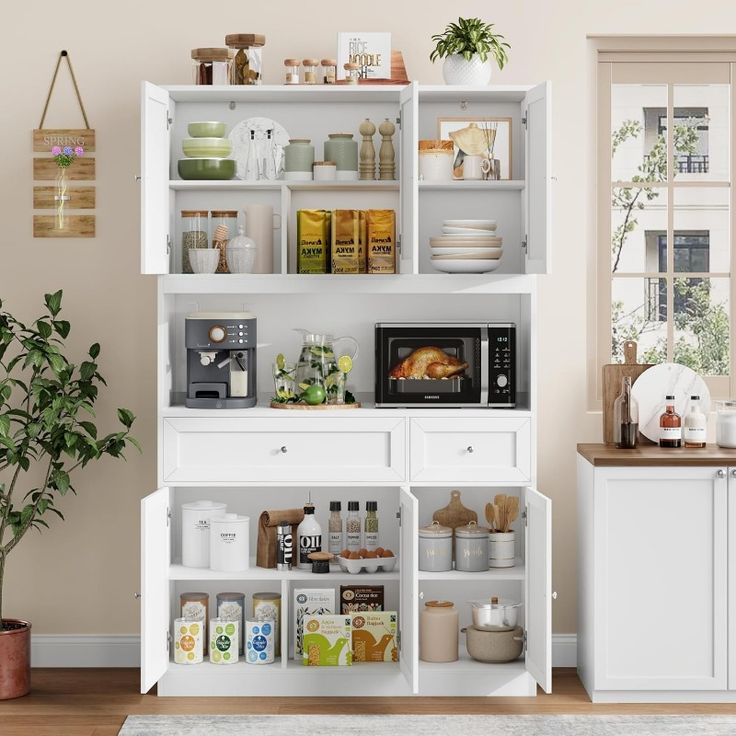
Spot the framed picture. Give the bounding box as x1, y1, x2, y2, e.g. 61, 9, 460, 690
337, 32, 391, 81
438, 117, 513, 180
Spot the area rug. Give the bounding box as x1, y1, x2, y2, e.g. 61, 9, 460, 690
118, 714, 736, 735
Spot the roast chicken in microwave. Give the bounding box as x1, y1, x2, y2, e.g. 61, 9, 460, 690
388, 346, 468, 380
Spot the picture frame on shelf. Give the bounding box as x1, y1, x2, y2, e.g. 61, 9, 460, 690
337, 32, 392, 81
438, 117, 512, 181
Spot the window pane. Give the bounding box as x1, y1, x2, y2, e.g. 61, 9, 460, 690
672, 84, 730, 181
673, 187, 730, 272
612, 84, 668, 182
611, 277, 667, 363
673, 277, 730, 376
611, 187, 668, 273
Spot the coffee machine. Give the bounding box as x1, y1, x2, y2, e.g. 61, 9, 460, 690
185, 312, 257, 408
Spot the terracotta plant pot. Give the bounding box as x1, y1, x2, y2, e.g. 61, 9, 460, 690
0, 620, 31, 699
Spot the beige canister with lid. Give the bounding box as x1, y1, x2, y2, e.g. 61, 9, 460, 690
419, 600, 459, 662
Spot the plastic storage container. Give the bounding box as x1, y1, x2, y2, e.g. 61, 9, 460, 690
418, 520, 453, 572
216, 592, 246, 655
181, 500, 227, 568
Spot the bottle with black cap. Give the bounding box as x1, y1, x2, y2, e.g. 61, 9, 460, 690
297, 497, 322, 569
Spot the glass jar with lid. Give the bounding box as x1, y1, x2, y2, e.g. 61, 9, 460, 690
211, 210, 237, 273
225, 34, 265, 85
191, 48, 232, 85
321, 59, 337, 84
716, 400, 736, 448
302, 59, 319, 85
344, 62, 360, 85
284, 58, 300, 85
181, 210, 209, 274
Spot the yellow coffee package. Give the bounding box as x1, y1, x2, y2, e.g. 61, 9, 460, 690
297, 209, 330, 274
331, 210, 360, 274
366, 209, 396, 274
358, 210, 367, 273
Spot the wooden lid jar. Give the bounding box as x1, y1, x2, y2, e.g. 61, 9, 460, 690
191, 48, 232, 86
225, 34, 265, 85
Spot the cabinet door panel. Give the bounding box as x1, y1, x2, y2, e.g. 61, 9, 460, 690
399, 486, 419, 694
729, 468, 736, 690
595, 467, 727, 691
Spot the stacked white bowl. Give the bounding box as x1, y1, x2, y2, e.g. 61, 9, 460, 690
430, 219, 502, 273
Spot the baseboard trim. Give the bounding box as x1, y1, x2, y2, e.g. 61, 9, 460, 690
31, 634, 578, 669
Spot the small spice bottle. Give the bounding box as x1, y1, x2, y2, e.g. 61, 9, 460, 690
344, 62, 360, 85
302, 59, 319, 85
346, 501, 361, 552
364, 501, 379, 552
328, 501, 344, 556
321, 59, 337, 84
284, 59, 300, 85
659, 394, 682, 448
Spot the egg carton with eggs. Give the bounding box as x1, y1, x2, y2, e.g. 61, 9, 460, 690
336, 547, 397, 574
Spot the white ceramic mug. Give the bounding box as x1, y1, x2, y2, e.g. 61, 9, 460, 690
462, 155, 492, 181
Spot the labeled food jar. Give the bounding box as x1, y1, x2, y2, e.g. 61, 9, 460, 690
418, 140, 454, 182
455, 521, 490, 572
209, 618, 239, 664
191, 48, 232, 86
225, 34, 265, 85
216, 592, 245, 655
284, 58, 300, 85
419, 601, 458, 663
418, 520, 453, 572
313, 161, 337, 181
181, 210, 209, 274
174, 617, 204, 664
246, 620, 275, 664
321, 59, 337, 84
344, 62, 360, 84
210, 513, 250, 572
180, 592, 209, 655
324, 133, 358, 180
469, 597, 522, 631
284, 139, 315, 181
716, 400, 736, 448
211, 210, 237, 274
302, 58, 319, 84
181, 500, 227, 568
252, 592, 281, 657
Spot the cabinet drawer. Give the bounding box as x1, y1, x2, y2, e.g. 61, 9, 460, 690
409, 417, 531, 482
162, 417, 406, 483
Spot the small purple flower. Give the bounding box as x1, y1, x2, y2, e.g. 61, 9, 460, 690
51, 146, 61, 155
74, 146, 84, 157
63, 146, 73, 155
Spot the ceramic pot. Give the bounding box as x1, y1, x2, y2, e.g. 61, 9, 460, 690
284, 139, 314, 181
0, 620, 31, 699
324, 134, 358, 180
442, 54, 493, 86
463, 625, 523, 663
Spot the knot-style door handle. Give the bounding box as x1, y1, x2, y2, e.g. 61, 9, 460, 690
466, 446, 474, 454
280, 446, 288, 454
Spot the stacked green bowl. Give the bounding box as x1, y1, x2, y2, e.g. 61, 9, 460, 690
178, 122, 234, 180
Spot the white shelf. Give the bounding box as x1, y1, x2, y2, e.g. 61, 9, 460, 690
169, 561, 399, 582
169, 179, 399, 192
165, 84, 407, 104
418, 561, 525, 581
419, 180, 525, 191
170, 180, 282, 191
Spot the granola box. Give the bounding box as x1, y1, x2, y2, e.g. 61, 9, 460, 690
350, 611, 398, 663
302, 613, 352, 666
293, 588, 334, 660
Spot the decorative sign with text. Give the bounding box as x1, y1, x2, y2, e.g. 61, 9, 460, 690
337, 32, 391, 81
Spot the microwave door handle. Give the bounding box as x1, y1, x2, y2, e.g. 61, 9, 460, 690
480, 329, 489, 405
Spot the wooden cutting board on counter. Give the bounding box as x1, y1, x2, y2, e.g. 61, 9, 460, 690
432, 490, 477, 530
602, 340, 653, 445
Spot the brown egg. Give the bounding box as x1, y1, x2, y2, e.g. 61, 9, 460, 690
374, 547, 385, 556
348, 551, 362, 560
340, 549, 350, 559
381, 549, 394, 558
358, 548, 368, 557
364, 551, 378, 558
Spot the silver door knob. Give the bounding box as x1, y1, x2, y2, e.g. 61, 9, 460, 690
731, 469, 736, 478
717, 469, 726, 478
419, 591, 424, 600
133, 592, 142, 600
466, 446, 474, 454
280, 446, 288, 454
552, 591, 558, 600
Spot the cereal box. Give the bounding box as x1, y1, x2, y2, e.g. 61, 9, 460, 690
302, 614, 352, 666
293, 588, 335, 660
350, 611, 398, 663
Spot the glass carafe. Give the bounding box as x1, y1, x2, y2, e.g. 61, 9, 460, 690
294, 329, 358, 403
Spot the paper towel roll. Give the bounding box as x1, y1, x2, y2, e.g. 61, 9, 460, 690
245, 204, 276, 274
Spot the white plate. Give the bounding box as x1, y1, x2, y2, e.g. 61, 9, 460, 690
630, 363, 711, 443
431, 258, 502, 274
229, 117, 290, 180
430, 237, 503, 248
442, 225, 497, 236
431, 247, 503, 257
443, 219, 497, 230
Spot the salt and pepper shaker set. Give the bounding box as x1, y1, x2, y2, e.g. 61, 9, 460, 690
359, 118, 395, 181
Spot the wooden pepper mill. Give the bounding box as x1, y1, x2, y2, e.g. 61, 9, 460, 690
359, 118, 376, 180
378, 118, 396, 180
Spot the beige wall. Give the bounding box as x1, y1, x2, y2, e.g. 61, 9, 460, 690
2, 0, 736, 636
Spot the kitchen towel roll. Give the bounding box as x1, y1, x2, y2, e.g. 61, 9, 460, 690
256, 508, 305, 568
245, 204, 277, 274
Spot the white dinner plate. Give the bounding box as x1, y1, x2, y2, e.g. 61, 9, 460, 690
442, 225, 497, 236
431, 258, 502, 273
431, 247, 503, 258
430, 237, 503, 248
443, 219, 497, 230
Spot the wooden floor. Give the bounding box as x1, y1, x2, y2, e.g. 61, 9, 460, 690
2, 668, 736, 735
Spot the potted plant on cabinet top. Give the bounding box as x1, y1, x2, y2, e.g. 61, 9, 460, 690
0, 291, 138, 699
430, 17, 510, 86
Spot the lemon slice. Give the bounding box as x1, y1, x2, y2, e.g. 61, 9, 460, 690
298, 382, 311, 391
276, 353, 286, 370
338, 355, 353, 374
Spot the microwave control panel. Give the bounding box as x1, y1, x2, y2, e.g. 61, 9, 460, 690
488, 325, 516, 407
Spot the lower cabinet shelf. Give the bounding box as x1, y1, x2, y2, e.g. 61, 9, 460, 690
419, 656, 535, 697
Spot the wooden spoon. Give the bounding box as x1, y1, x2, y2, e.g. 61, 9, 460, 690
494, 494, 507, 532
506, 497, 520, 532
484, 502, 496, 530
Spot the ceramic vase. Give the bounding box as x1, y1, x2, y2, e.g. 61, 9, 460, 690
442, 54, 493, 85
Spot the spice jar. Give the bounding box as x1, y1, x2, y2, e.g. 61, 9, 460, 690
191, 48, 231, 86
302, 59, 319, 85
211, 210, 237, 273
321, 59, 337, 84
419, 601, 458, 663
344, 62, 360, 85
284, 58, 300, 85
418, 520, 453, 572
225, 34, 265, 85
455, 521, 490, 572
716, 400, 736, 448
181, 210, 209, 274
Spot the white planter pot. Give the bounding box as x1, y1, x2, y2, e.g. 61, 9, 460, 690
442, 54, 493, 86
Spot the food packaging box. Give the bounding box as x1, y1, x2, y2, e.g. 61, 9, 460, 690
331, 209, 360, 274
366, 209, 396, 274
302, 613, 353, 666
351, 611, 398, 663
297, 209, 330, 273
293, 588, 335, 659
340, 584, 384, 613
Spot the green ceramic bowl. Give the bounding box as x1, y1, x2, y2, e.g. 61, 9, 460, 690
182, 137, 232, 158
187, 121, 227, 138
177, 158, 236, 180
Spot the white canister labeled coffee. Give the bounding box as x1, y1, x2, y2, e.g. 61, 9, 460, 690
181, 500, 227, 568
209, 513, 250, 572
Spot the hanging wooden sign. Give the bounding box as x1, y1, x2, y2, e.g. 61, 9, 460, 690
32, 50, 96, 238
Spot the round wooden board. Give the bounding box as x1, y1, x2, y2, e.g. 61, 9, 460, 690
269, 401, 362, 410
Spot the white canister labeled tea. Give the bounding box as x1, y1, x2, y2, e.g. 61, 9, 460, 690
209, 513, 250, 572
181, 500, 227, 568
209, 618, 239, 664
174, 617, 203, 665
246, 619, 275, 664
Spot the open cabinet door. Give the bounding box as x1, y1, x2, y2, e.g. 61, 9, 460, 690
141, 82, 171, 275
399, 83, 418, 274
141, 486, 170, 693
525, 485, 552, 693
522, 81, 551, 274
399, 485, 419, 693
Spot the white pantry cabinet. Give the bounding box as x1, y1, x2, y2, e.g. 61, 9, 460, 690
577, 445, 736, 703
138, 81, 553, 698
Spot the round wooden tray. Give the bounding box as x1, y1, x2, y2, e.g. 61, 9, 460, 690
270, 401, 362, 410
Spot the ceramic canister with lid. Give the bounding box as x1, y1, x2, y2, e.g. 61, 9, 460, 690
284, 139, 315, 181
455, 521, 490, 572
418, 520, 453, 572
419, 601, 458, 663
209, 513, 250, 572
181, 501, 227, 568
324, 133, 358, 180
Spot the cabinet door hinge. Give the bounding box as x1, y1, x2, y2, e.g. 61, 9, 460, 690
396, 508, 402, 527
397, 630, 402, 651
166, 234, 172, 255
522, 508, 528, 526
166, 631, 172, 651
166, 506, 172, 527
166, 113, 173, 130
521, 236, 528, 253
397, 234, 402, 256
396, 114, 401, 128
522, 115, 528, 129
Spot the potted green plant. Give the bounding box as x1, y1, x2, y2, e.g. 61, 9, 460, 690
430, 17, 511, 86
0, 291, 138, 699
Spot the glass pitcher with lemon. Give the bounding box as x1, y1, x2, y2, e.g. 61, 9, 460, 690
294, 329, 358, 404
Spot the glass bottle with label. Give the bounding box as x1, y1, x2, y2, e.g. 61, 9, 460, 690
328, 501, 344, 556
659, 395, 682, 448
684, 394, 707, 448
364, 501, 379, 552
346, 501, 361, 552
297, 502, 322, 569
613, 376, 639, 449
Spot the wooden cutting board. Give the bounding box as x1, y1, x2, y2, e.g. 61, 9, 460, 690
432, 490, 477, 530
601, 340, 653, 445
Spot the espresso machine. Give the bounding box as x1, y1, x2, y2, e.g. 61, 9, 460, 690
185, 312, 257, 408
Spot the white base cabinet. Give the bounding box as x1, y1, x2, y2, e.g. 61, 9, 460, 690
577, 446, 736, 702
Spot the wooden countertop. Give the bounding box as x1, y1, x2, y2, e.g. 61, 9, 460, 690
577, 443, 736, 466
